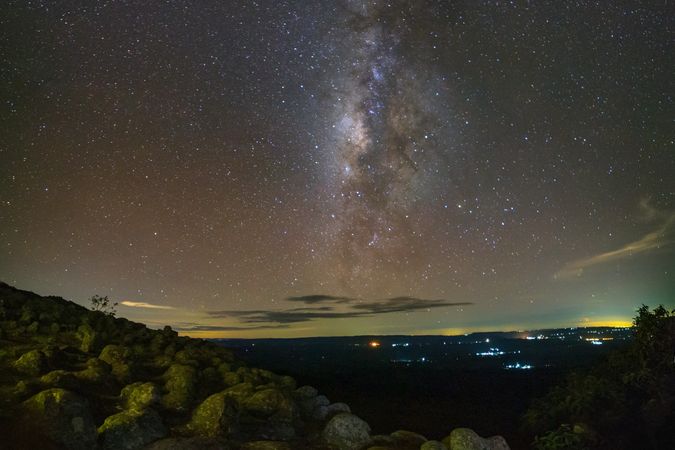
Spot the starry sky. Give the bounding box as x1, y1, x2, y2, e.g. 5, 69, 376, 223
1, 1, 673, 337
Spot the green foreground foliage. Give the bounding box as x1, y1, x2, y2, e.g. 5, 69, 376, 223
523, 305, 675, 450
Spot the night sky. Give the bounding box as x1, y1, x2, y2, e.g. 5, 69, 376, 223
1, 1, 673, 337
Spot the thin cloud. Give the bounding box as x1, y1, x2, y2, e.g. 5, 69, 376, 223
120, 300, 176, 310
207, 309, 361, 323
208, 296, 472, 324
285, 294, 354, 304
171, 323, 290, 332
555, 203, 675, 280
286, 306, 335, 312
353, 296, 473, 313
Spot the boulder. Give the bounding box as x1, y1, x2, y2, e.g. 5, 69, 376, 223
76, 357, 112, 383
366, 434, 396, 447
13, 349, 48, 376
240, 441, 292, 450
21, 388, 97, 450
243, 388, 294, 420
99, 344, 134, 383
222, 381, 255, 405
14, 379, 41, 397
222, 370, 241, 387
441, 428, 510, 450
315, 394, 330, 406
99, 344, 130, 365
294, 385, 318, 398
326, 402, 350, 416
77, 324, 103, 353
98, 408, 167, 449
313, 400, 351, 421
322, 413, 371, 450
153, 354, 173, 370
161, 363, 198, 411
485, 436, 510, 450
120, 382, 160, 410
277, 375, 297, 391
390, 429, 427, 447
40, 370, 78, 389
186, 391, 239, 437
295, 387, 328, 419
145, 437, 227, 450
421, 441, 448, 450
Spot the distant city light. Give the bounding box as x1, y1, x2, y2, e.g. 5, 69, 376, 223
525, 334, 547, 340
504, 363, 533, 370
369, 341, 381, 348
391, 342, 410, 347
475, 347, 506, 356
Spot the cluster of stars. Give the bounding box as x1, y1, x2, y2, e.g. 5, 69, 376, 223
0, 1, 672, 335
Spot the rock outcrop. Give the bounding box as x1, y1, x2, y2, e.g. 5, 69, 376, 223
441, 428, 510, 450
21, 388, 98, 450
322, 413, 372, 450
98, 408, 167, 449
0, 282, 511, 450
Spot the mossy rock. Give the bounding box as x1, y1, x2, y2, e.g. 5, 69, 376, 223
221, 382, 255, 406
322, 413, 371, 450
14, 379, 42, 398
77, 324, 103, 354
243, 388, 294, 420
153, 354, 173, 370
75, 357, 112, 384
98, 408, 167, 450
367, 434, 397, 448
420, 441, 448, 450
21, 388, 97, 450
441, 428, 510, 450
222, 370, 241, 387
186, 391, 239, 437
99, 344, 134, 383
294, 385, 318, 399
120, 382, 160, 410
277, 376, 296, 391
240, 441, 292, 450
161, 364, 198, 411
173, 349, 200, 367
40, 370, 79, 390
390, 430, 427, 448
99, 344, 130, 364
13, 349, 48, 376
145, 436, 227, 449
26, 320, 39, 334
237, 367, 277, 386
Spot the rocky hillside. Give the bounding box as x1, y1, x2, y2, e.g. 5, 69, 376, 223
0, 282, 510, 450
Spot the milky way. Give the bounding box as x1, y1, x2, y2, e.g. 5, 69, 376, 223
327, 1, 447, 289
0, 1, 673, 337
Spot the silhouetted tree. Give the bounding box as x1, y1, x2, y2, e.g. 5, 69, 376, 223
523, 305, 675, 450
89, 295, 118, 317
